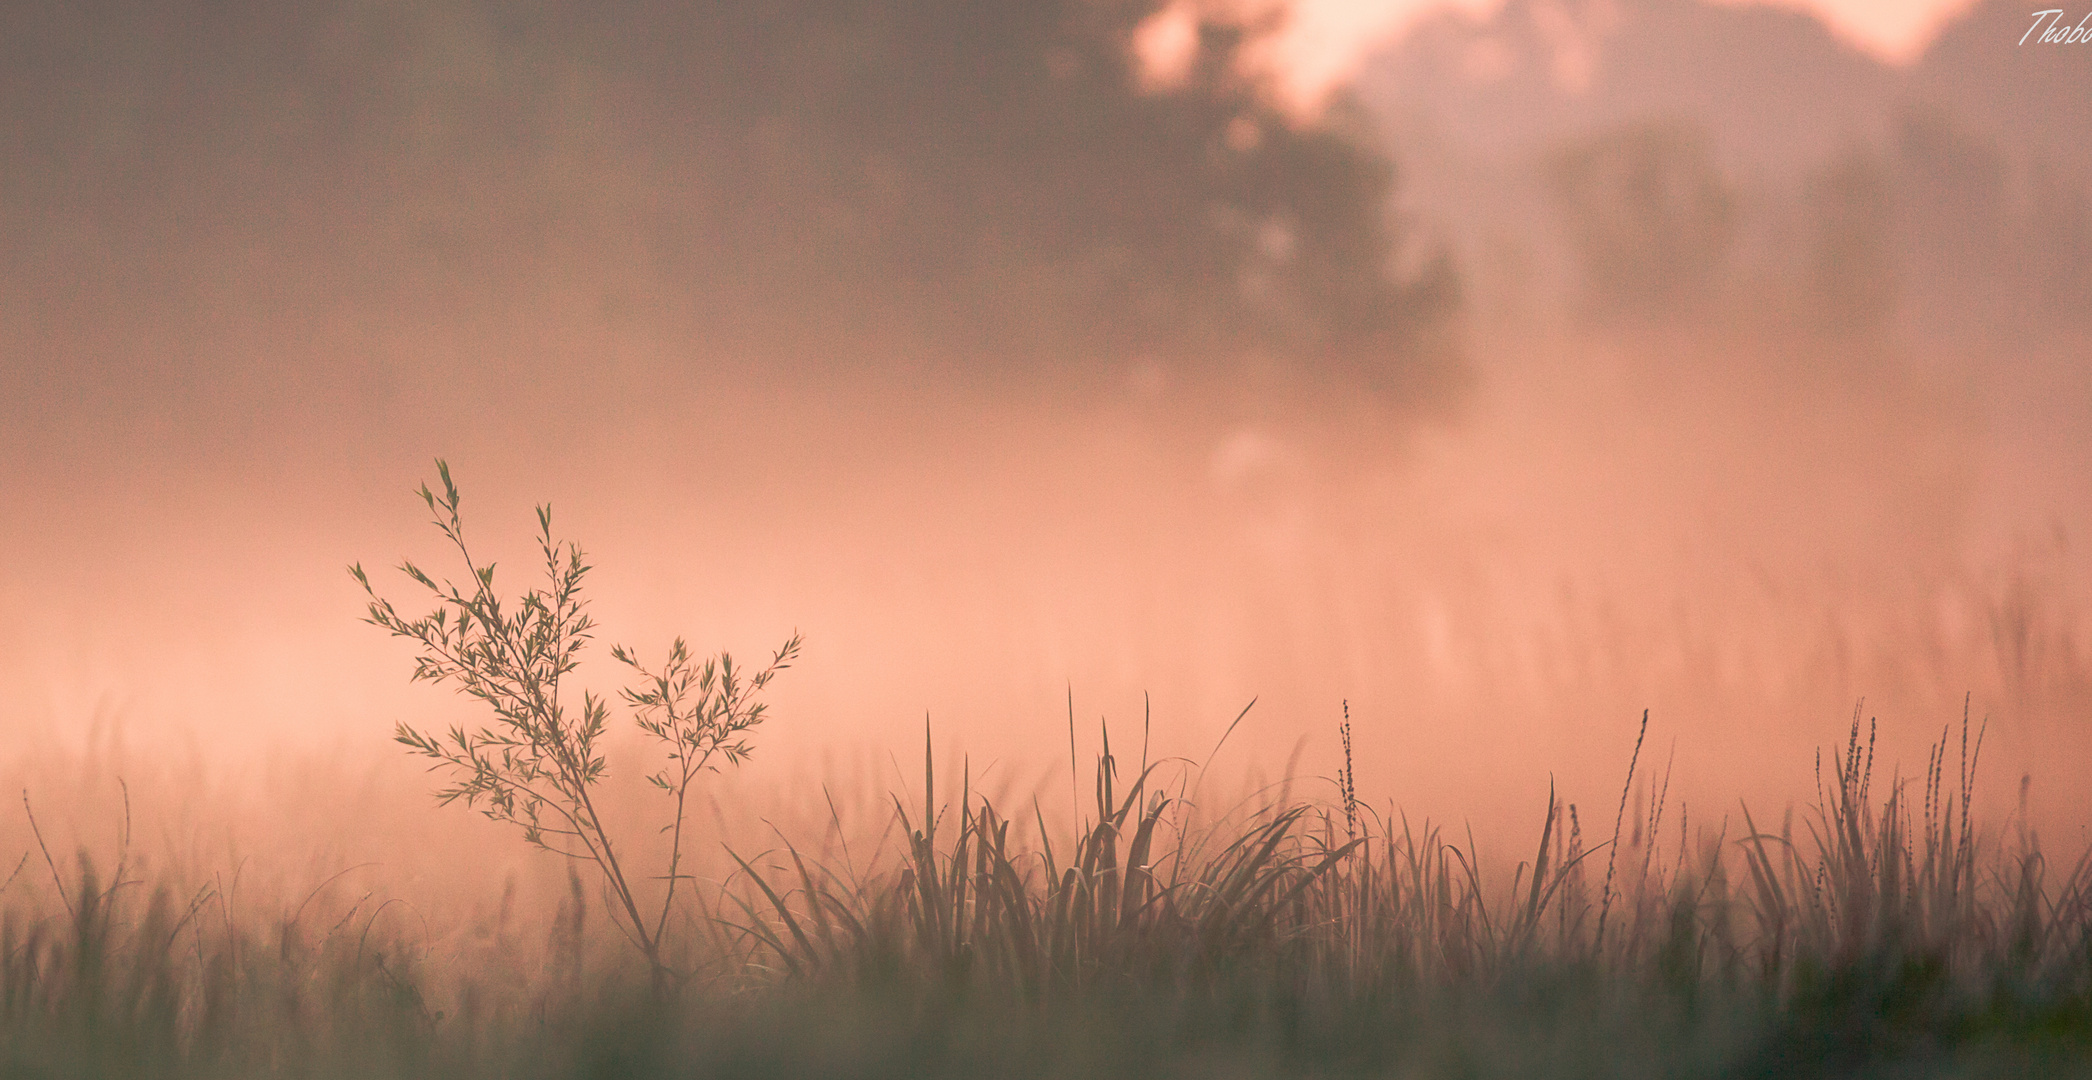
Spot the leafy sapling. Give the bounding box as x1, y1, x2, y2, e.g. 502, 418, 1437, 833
350, 459, 800, 995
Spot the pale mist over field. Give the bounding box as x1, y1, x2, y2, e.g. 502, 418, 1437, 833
1, 0, 2087, 898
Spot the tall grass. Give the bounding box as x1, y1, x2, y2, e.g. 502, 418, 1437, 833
4, 704, 2088, 1078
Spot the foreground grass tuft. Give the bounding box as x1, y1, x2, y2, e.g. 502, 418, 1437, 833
4, 701, 2090, 1078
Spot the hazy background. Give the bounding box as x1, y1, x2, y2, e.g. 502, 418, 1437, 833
2, 0, 2086, 888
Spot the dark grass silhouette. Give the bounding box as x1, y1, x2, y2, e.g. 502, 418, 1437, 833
3, 702, 2088, 1079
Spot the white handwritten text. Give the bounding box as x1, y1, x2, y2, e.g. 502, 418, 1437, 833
2023, 9, 2092, 44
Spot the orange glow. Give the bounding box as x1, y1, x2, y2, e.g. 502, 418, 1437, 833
1253, 0, 1989, 116
1, 0, 2085, 890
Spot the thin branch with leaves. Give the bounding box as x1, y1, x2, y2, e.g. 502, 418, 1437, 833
352, 459, 800, 997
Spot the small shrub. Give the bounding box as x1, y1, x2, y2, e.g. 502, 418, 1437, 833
352, 460, 800, 996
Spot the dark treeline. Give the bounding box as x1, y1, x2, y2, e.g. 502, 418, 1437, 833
0, 0, 1462, 448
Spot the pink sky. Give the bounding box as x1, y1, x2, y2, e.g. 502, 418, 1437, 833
1253, 0, 1984, 110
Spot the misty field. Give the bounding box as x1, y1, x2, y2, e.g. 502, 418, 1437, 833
5, 0, 2090, 1075
3, 467, 2090, 1079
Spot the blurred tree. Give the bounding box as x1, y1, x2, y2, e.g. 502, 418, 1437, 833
1546, 121, 1736, 321
1892, 108, 2006, 268
623, 0, 1463, 400
1802, 147, 1896, 337
1888, 106, 2010, 336
2018, 160, 2092, 326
